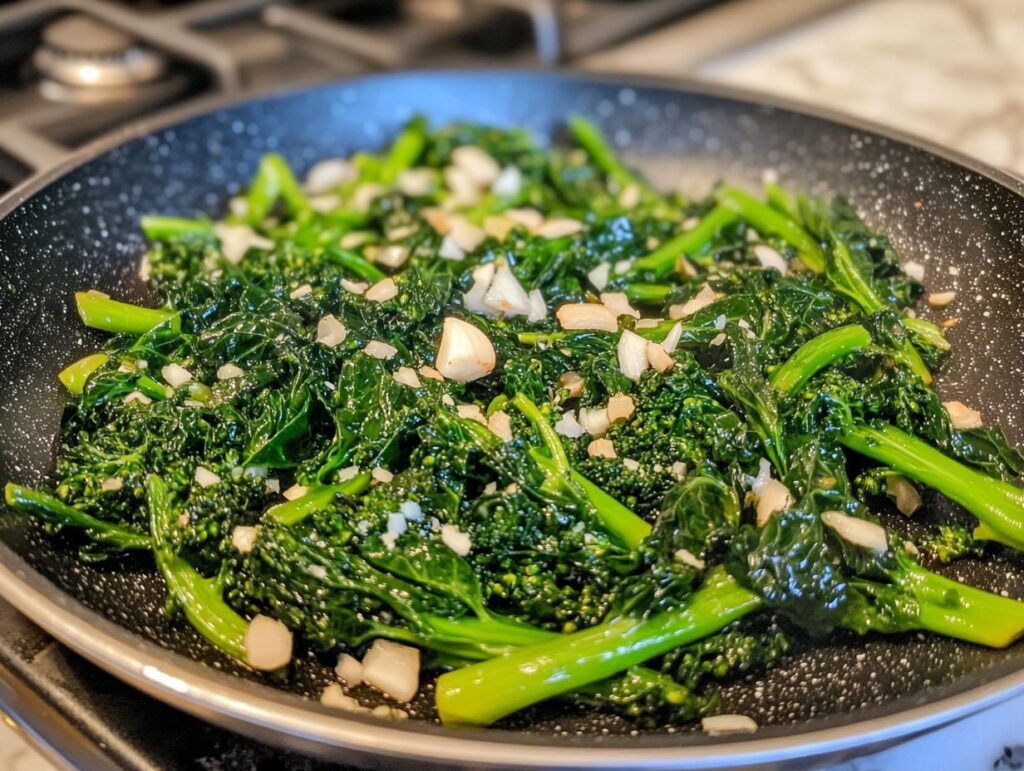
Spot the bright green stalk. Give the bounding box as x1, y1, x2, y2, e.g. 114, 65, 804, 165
266, 472, 372, 526
827, 236, 931, 383
146, 475, 249, 661
623, 282, 673, 304
58, 353, 109, 394
904, 315, 951, 353
136, 375, 169, 401
140, 215, 212, 240
763, 181, 800, 222
973, 522, 1024, 551
379, 116, 428, 184
530, 450, 652, 550
5, 482, 150, 552
75, 291, 179, 336
568, 115, 655, 196
840, 424, 1024, 549
894, 554, 1024, 648
323, 247, 386, 282
247, 153, 309, 225
770, 324, 872, 395
631, 206, 738, 277
435, 569, 760, 727
716, 185, 825, 272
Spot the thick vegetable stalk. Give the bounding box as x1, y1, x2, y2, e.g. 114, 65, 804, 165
266, 472, 372, 525
893, 553, 1024, 648
5, 483, 149, 552
75, 291, 178, 336
769, 324, 872, 395
568, 115, 655, 198
840, 424, 1024, 550
246, 153, 309, 225
146, 475, 250, 660
435, 568, 760, 727
58, 353, 109, 394
510, 393, 652, 549
631, 206, 738, 277
716, 185, 825, 272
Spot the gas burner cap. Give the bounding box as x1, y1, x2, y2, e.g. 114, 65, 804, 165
34, 13, 168, 102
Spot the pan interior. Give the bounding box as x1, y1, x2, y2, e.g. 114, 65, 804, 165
2, 71, 1024, 747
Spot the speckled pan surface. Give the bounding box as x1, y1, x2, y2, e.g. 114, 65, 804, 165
1, 71, 1024, 768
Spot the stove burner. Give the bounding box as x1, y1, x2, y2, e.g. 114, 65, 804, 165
33, 13, 169, 104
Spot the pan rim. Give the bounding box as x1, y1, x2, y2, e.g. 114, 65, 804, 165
2, 68, 1023, 767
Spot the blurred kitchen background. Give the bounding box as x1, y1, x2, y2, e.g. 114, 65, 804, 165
2, 0, 1023, 768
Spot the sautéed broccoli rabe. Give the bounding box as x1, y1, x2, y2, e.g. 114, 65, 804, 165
8, 116, 1024, 732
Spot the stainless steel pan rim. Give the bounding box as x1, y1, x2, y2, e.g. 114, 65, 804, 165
2, 69, 1023, 768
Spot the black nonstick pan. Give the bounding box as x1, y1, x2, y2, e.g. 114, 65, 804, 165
2, 70, 1024, 769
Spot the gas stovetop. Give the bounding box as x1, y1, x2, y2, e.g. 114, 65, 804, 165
0, 0, 730, 193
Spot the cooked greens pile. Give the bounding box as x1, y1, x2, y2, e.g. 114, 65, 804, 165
9, 116, 1024, 731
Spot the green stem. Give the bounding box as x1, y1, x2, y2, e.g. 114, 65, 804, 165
529, 450, 651, 550
379, 117, 428, 184
140, 215, 212, 240
904, 315, 951, 352
324, 247, 386, 282
146, 475, 249, 661
770, 324, 872, 395
895, 555, 1024, 648
840, 424, 1024, 548
435, 569, 760, 727
623, 282, 673, 304
58, 353, 109, 394
5, 482, 150, 552
75, 292, 179, 336
247, 153, 309, 225
510, 393, 571, 474
717, 186, 825, 272
266, 472, 372, 526
568, 115, 654, 195
763, 181, 800, 222
632, 206, 738, 277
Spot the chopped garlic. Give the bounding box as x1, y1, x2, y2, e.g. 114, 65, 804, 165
316, 314, 348, 348
617, 329, 649, 381
336, 653, 364, 687
484, 261, 532, 317
438, 234, 465, 261
436, 317, 496, 382
886, 475, 921, 516
669, 283, 717, 319
903, 260, 925, 281
364, 340, 398, 360
674, 548, 706, 570
555, 411, 587, 439
527, 288, 547, 322
452, 145, 501, 187
361, 639, 421, 703
194, 466, 221, 488
943, 400, 982, 429
393, 366, 422, 388
217, 363, 244, 380
588, 262, 611, 291
365, 278, 398, 303
600, 292, 640, 319
449, 217, 486, 253
304, 158, 354, 194
161, 363, 193, 388
556, 303, 619, 332
340, 278, 368, 295
702, 714, 758, 736
375, 244, 410, 269
418, 365, 444, 382
587, 438, 617, 459
213, 223, 272, 264
456, 404, 488, 425
607, 393, 635, 423
660, 322, 684, 354
372, 467, 394, 484
282, 484, 309, 501
558, 371, 585, 398
244, 615, 293, 671
231, 525, 258, 553
441, 524, 472, 556
822, 510, 888, 552
488, 410, 513, 441
338, 465, 361, 482
753, 244, 788, 275
928, 291, 957, 307
647, 343, 674, 372
100, 477, 123, 493
505, 207, 544, 230
578, 407, 611, 437
535, 218, 583, 239
396, 167, 435, 197
756, 478, 792, 527
289, 283, 313, 300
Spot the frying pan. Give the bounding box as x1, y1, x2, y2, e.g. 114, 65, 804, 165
2, 70, 1024, 769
